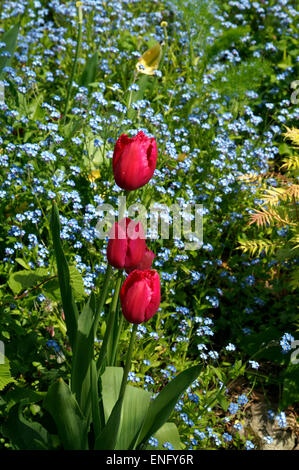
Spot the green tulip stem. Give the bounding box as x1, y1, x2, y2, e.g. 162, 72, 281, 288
110, 308, 124, 366
118, 323, 138, 400
96, 271, 123, 373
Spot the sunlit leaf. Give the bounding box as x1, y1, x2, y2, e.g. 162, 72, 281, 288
136, 42, 162, 75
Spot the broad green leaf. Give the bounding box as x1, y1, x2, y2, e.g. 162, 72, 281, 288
8, 268, 50, 295
1, 403, 51, 450
71, 293, 97, 417
69, 265, 86, 301
90, 359, 102, 438
4, 387, 45, 411
101, 366, 123, 422
15, 258, 30, 270
147, 422, 184, 450
42, 266, 84, 302
94, 395, 123, 450
44, 378, 88, 450
0, 24, 20, 77
116, 385, 151, 450
0, 356, 15, 391
50, 202, 78, 349
83, 131, 111, 170
79, 52, 98, 87
100, 367, 151, 450
136, 364, 201, 447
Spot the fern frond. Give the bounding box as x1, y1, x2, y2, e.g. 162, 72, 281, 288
286, 184, 299, 200
237, 238, 279, 257
262, 187, 287, 206
248, 208, 272, 227
281, 154, 299, 172
283, 127, 299, 147
289, 266, 299, 290
290, 234, 299, 250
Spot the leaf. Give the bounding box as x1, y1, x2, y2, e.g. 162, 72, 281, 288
44, 378, 88, 450
96, 367, 151, 450
83, 132, 110, 170
147, 422, 184, 450
0, 24, 20, 77
94, 394, 123, 450
4, 387, 45, 410
90, 359, 102, 438
50, 202, 78, 349
127, 74, 153, 120
79, 52, 98, 87
71, 293, 97, 417
0, 355, 15, 391
117, 385, 151, 450
1, 403, 51, 450
15, 258, 30, 270
136, 42, 162, 75
42, 266, 84, 302
100, 366, 123, 422
136, 364, 201, 447
280, 363, 299, 408
8, 268, 50, 295
69, 265, 86, 301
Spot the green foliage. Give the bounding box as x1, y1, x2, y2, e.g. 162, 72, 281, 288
0, 0, 298, 452
1, 403, 51, 450
213, 58, 272, 99
0, 24, 20, 77
0, 356, 15, 391
280, 363, 299, 409
136, 365, 201, 447
50, 202, 79, 349
44, 378, 89, 450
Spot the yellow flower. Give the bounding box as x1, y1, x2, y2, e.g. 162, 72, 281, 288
88, 169, 101, 183
136, 42, 162, 75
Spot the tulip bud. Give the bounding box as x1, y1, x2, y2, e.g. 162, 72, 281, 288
107, 217, 146, 270
120, 269, 161, 324
113, 131, 157, 191
126, 247, 155, 274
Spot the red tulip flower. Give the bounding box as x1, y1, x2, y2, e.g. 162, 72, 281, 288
113, 131, 157, 191
126, 247, 155, 274
120, 269, 161, 324
107, 217, 146, 270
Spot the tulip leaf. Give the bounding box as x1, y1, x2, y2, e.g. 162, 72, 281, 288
71, 292, 97, 418
100, 366, 123, 422
146, 422, 184, 450
44, 378, 88, 450
136, 364, 201, 447
79, 52, 98, 87
0, 23, 20, 77
50, 202, 78, 349
94, 394, 123, 450
90, 359, 103, 438
99, 367, 151, 450
1, 403, 51, 450
116, 385, 151, 450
